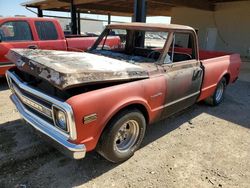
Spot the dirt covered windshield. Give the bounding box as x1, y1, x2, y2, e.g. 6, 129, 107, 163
89, 28, 168, 63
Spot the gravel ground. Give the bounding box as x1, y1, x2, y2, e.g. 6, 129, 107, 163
0, 61, 249, 188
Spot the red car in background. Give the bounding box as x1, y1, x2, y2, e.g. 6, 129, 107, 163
0, 17, 120, 76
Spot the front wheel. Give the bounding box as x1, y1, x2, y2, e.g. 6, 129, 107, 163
97, 109, 146, 163
205, 77, 227, 106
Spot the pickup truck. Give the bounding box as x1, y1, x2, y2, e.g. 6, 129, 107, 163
6, 23, 241, 163
0, 17, 120, 76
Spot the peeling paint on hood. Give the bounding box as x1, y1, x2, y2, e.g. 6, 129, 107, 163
6, 49, 149, 90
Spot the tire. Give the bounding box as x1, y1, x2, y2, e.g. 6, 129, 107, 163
97, 109, 146, 163
205, 77, 227, 106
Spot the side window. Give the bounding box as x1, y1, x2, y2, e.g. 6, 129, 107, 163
164, 32, 196, 64
144, 31, 168, 48
0, 21, 33, 42
35, 21, 58, 40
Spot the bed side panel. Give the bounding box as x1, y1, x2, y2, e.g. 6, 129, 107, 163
199, 54, 241, 101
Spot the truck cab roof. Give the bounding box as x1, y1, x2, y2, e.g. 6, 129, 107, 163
0, 17, 57, 22
107, 22, 196, 33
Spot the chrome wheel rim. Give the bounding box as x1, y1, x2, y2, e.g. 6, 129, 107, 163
114, 120, 140, 153
215, 82, 224, 102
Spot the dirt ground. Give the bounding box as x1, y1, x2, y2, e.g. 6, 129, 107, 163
0, 61, 249, 188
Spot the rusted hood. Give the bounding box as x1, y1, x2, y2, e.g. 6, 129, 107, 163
6, 49, 149, 90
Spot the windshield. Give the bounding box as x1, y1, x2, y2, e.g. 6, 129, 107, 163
89, 28, 168, 63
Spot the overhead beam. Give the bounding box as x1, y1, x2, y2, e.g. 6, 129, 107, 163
45, 7, 171, 16
58, 0, 106, 5
46, 7, 133, 16
76, 3, 136, 14
75, 3, 170, 16
24, 0, 172, 16
23, 0, 172, 15
36, 0, 106, 10
151, 0, 215, 11
39, 1, 69, 9
23, 0, 245, 14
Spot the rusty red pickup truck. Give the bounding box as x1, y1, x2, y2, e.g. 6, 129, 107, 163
0, 17, 119, 76
6, 23, 241, 163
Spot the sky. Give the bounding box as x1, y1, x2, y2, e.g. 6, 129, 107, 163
0, 0, 171, 24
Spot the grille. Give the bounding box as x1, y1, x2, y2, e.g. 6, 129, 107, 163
9, 75, 55, 125
6, 70, 77, 140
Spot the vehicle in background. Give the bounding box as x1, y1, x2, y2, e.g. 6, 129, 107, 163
6, 23, 241, 163
0, 17, 120, 76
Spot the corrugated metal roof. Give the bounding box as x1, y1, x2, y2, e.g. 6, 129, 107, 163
22, 0, 246, 16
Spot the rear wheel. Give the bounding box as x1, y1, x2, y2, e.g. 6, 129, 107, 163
97, 109, 146, 163
205, 77, 227, 106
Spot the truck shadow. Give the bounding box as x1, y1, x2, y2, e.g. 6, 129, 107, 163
0, 80, 249, 187
0, 105, 199, 187
206, 80, 250, 129
52, 80, 250, 187
59, 79, 250, 187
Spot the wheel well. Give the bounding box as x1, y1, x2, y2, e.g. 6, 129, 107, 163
120, 104, 149, 124
223, 73, 230, 85
105, 103, 149, 130
97, 103, 149, 147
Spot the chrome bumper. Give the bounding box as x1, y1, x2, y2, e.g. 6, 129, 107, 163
0, 62, 15, 67
11, 94, 86, 159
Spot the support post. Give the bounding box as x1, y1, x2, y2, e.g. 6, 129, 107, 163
108, 13, 111, 24
132, 0, 147, 22
77, 12, 81, 35
37, 8, 43, 17
70, 0, 77, 35
133, 0, 147, 47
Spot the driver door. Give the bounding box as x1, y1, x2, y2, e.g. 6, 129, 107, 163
160, 31, 203, 118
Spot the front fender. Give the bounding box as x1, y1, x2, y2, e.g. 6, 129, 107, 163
66, 79, 152, 151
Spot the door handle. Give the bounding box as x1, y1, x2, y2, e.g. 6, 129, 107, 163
192, 69, 202, 81
28, 45, 38, 49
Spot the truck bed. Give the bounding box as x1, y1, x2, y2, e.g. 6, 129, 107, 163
66, 36, 120, 52
199, 53, 241, 101
174, 47, 241, 101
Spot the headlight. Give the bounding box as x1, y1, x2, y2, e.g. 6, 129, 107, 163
53, 107, 68, 132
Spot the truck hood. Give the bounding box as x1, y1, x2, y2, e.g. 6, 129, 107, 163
6, 49, 149, 90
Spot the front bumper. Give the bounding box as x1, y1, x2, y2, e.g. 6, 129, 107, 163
11, 94, 86, 159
